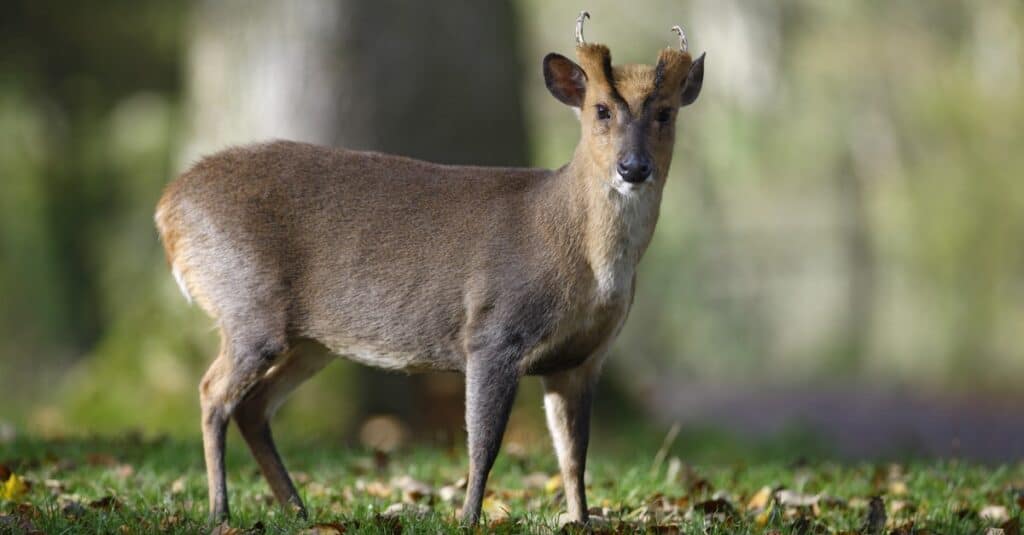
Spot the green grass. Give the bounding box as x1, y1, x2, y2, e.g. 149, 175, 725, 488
1, 433, 1022, 534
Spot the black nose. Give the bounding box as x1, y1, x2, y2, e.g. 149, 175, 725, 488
616, 153, 652, 183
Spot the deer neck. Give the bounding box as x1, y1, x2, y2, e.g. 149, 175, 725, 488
561, 150, 664, 302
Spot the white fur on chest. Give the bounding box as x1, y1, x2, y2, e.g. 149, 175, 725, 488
591, 176, 657, 301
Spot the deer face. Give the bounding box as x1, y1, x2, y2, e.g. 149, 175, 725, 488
544, 39, 704, 195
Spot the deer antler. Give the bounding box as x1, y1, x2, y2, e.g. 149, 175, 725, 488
575, 11, 591, 45
671, 25, 688, 52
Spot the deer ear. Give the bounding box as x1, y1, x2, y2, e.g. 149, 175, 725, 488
680, 52, 705, 107
543, 53, 587, 108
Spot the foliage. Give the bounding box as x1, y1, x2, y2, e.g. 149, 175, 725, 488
2, 1, 1024, 437
1, 436, 1023, 533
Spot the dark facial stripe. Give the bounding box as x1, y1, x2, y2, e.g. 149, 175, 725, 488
600, 53, 627, 108
641, 58, 668, 116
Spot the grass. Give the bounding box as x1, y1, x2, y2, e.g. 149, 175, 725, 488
1, 432, 1022, 534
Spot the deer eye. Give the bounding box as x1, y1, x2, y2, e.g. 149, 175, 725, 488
657, 108, 672, 123
595, 104, 611, 120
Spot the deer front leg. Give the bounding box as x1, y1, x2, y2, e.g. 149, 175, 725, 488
542, 362, 598, 524
460, 350, 521, 525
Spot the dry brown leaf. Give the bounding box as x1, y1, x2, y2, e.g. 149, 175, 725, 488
301, 522, 347, 535
88, 495, 123, 510
391, 475, 432, 503
693, 497, 735, 515
306, 481, 332, 498
86, 453, 118, 467
209, 522, 244, 535
521, 472, 550, 489
0, 513, 40, 535
159, 515, 185, 531
357, 479, 393, 498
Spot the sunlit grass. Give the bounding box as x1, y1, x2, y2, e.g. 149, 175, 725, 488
1, 433, 1022, 533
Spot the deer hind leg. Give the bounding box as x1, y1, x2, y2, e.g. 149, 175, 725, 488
200, 331, 288, 523
233, 341, 334, 519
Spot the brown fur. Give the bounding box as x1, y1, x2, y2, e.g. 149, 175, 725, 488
156, 39, 704, 526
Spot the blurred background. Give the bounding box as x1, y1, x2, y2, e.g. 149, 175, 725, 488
2, 0, 1023, 460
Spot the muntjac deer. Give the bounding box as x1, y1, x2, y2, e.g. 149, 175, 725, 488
156, 13, 704, 526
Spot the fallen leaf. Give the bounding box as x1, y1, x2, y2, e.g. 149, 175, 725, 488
438, 484, 461, 503
306, 481, 332, 498
0, 513, 40, 535
86, 453, 118, 467
2, 473, 28, 501
775, 490, 820, 508
981, 505, 1010, 523
88, 495, 123, 510
521, 472, 550, 489
482, 496, 510, 522
358, 479, 393, 498
754, 502, 776, 527
210, 522, 244, 535
44, 479, 65, 494
301, 522, 347, 535
747, 486, 772, 512
391, 475, 432, 503
888, 480, 908, 496
381, 502, 430, 519
693, 497, 735, 515
159, 515, 185, 530
889, 499, 916, 515
545, 474, 563, 494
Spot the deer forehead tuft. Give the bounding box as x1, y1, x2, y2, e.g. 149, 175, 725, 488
611, 64, 658, 104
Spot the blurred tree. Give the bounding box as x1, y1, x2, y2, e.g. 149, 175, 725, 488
0, 0, 185, 420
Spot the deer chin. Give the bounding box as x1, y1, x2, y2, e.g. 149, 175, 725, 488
608, 171, 649, 196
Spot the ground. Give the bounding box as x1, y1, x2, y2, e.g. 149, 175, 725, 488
1, 434, 1022, 534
